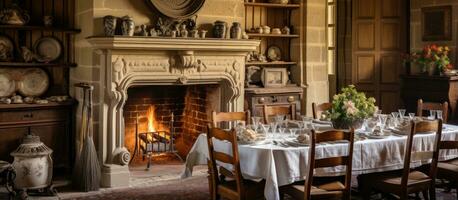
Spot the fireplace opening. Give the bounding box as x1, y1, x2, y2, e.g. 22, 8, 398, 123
124, 85, 221, 167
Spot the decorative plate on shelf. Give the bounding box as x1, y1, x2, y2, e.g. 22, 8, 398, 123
0, 35, 14, 62
17, 68, 49, 97
266, 45, 282, 61
147, 0, 206, 19
33, 36, 62, 63
0, 70, 16, 97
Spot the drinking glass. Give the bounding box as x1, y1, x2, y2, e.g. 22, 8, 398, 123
278, 127, 286, 139
289, 128, 298, 137
251, 116, 261, 131
261, 124, 270, 139
429, 110, 437, 120
270, 122, 278, 138
301, 116, 313, 129
364, 117, 377, 133
408, 113, 415, 120
378, 114, 388, 130
398, 109, 406, 118
436, 110, 443, 120
391, 112, 399, 127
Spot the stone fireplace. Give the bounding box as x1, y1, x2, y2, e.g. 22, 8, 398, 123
86, 37, 259, 187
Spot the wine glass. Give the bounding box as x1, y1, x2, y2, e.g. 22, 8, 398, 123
278, 127, 286, 139
251, 116, 261, 131
436, 110, 443, 120
261, 124, 271, 139
270, 122, 278, 139
408, 113, 415, 120
391, 112, 400, 127
289, 128, 298, 137
364, 117, 377, 133
398, 109, 406, 118
378, 114, 388, 132
429, 110, 437, 120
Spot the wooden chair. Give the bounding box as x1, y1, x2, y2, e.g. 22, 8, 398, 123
211, 110, 250, 128
417, 99, 449, 123
281, 129, 355, 200
206, 126, 265, 200
312, 102, 332, 120
263, 104, 296, 123
360, 119, 443, 200
437, 140, 458, 200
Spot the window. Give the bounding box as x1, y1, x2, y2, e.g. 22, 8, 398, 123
327, 0, 337, 75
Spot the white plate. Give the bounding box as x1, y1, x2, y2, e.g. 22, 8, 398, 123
17, 68, 49, 97
0, 70, 15, 97
266, 45, 282, 61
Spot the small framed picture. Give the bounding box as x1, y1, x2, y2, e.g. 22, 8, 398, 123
422, 6, 452, 41
261, 68, 288, 88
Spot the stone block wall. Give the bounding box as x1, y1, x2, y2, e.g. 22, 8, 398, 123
303, 0, 330, 115
411, 0, 458, 65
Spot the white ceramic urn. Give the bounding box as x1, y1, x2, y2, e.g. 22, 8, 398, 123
10, 135, 53, 190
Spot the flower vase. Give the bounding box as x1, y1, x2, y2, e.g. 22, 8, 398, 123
426, 62, 437, 76
331, 119, 363, 130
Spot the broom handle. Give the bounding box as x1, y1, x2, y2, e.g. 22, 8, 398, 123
86, 85, 94, 139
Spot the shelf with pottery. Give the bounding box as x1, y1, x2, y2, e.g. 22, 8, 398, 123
0, 62, 78, 68
245, 61, 296, 66
0, 25, 81, 34
244, 2, 300, 8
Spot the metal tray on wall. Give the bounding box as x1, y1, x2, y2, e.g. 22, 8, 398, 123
146, 0, 206, 19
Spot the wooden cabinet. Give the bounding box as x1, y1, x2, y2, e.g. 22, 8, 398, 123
400, 75, 458, 120
0, 102, 75, 174
245, 87, 303, 118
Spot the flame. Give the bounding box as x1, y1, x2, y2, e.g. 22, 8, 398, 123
147, 105, 157, 132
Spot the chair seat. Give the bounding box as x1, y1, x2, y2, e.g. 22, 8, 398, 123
372, 171, 432, 194
284, 181, 345, 200
218, 179, 265, 200
438, 159, 458, 180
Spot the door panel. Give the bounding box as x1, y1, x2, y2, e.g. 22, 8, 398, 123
351, 0, 407, 112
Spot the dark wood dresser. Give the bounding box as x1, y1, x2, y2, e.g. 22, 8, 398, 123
0, 101, 75, 174
245, 87, 303, 118
400, 75, 458, 120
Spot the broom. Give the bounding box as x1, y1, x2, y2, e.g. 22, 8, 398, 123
73, 83, 101, 191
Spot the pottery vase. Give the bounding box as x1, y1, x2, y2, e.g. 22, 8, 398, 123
103, 15, 117, 36
121, 16, 135, 36
426, 62, 437, 76
230, 22, 242, 39
180, 24, 188, 38
11, 135, 53, 190
213, 21, 227, 39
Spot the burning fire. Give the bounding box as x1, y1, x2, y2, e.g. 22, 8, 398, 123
147, 106, 157, 132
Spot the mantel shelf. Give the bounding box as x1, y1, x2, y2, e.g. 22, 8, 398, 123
247, 33, 299, 38
246, 61, 297, 66
0, 25, 81, 33
244, 2, 300, 8
0, 62, 77, 68
87, 36, 261, 52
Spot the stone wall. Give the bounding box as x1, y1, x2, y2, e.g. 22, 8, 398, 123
303, 0, 330, 115
411, 0, 458, 65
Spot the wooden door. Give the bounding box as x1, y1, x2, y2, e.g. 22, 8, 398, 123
352, 0, 407, 112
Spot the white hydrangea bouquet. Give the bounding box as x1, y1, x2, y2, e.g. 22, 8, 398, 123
326, 85, 377, 129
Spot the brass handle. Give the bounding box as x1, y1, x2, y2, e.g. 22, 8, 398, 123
287, 96, 295, 103
258, 97, 265, 104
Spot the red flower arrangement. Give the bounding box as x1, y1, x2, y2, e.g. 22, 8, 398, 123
402, 44, 453, 73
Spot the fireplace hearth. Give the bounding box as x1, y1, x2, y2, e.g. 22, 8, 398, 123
86, 37, 259, 187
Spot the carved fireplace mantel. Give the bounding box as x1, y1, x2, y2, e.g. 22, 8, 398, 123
87, 36, 259, 187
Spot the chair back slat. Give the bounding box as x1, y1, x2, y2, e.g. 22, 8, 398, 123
206, 125, 245, 197
416, 99, 448, 122
211, 111, 250, 128
263, 104, 296, 123
315, 130, 351, 143
314, 156, 349, 169
440, 141, 458, 149
304, 129, 355, 200
401, 119, 442, 188
312, 102, 332, 119
213, 152, 234, 164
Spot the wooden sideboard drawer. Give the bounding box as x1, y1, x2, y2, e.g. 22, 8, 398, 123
254, 95, 299, 105
0, 109, 68, 124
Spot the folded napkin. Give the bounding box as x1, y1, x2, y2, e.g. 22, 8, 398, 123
237, 129, 258, 143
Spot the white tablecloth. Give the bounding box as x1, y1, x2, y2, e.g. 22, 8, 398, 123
181, 124, 458, 200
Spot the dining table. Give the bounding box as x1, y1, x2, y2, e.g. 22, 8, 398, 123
181, 122, 458, 200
